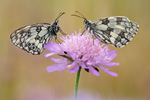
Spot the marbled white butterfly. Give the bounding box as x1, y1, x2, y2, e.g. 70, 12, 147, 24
10, 12, 65, 55
72, 11, 139, 48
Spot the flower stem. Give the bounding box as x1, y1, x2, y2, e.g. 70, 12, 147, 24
74, 67, 82, 100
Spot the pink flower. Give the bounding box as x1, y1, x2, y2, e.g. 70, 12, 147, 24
44, 30, 119, 77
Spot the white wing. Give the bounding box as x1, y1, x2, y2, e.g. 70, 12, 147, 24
10, 23, 53, 55
92, 16, 139, 48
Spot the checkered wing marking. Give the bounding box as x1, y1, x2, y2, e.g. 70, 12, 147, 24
10, 23, 52, 55
92, 16, 139, 48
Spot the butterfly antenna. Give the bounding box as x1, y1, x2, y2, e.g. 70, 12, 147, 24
59, 27, 67, 35
71, 14, 86, 19
71, 11, 86, 20
75, 11, 86, 19
55, 12, 65, 21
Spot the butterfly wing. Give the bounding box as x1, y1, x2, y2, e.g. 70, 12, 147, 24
10, 23, 53, 55
92, 16, 139, 48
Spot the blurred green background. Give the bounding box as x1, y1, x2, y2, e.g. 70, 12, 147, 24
0, 0, 150, 100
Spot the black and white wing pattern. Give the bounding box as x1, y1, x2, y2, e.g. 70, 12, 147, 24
10, 23, 53, 55
10, 12, 65, 55
72, 11, 139, 48
92, 16, 139, 48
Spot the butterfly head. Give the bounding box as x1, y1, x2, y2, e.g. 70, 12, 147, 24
51, 21, 59, 35
83, 19, 92, 30
51, 12, 65, 35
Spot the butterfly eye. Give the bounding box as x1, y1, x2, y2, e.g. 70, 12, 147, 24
54, 21, 58, 25
84, 19, 91, 25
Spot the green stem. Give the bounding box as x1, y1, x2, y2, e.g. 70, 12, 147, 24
74, 67, 82, 100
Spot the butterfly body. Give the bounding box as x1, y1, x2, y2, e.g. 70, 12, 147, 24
72, 11, 139, 48
10, 12, 65, 55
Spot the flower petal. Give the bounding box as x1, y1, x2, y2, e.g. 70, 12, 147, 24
66, 64, 72, 68
107, 52, 117, 61
104, 62, 120, 67
72, 61, 77, 66
86, 60, 95, 66
44, 42, 62, 53
44, 53, 56, 57
97, 62, 120, 67
46, 64, 65, 72
80, 62, 87, 68
70, 65, 79, 73
89, 67, 100, 76
81, 55, 88, 62
69, 52, 76, 60
51, 57, 66, 63
100, 66, 118, 77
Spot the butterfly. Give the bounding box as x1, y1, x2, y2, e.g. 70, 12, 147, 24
10, 12, 65, 55
72, 11, 139, 48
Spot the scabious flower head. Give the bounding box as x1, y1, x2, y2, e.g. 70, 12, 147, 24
44, 30, 119, 77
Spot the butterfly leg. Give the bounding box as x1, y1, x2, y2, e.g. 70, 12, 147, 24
59, 27, 67, 35
92, 35, 97, 45
54, 36, 61, 44
80, 29, 86, 36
